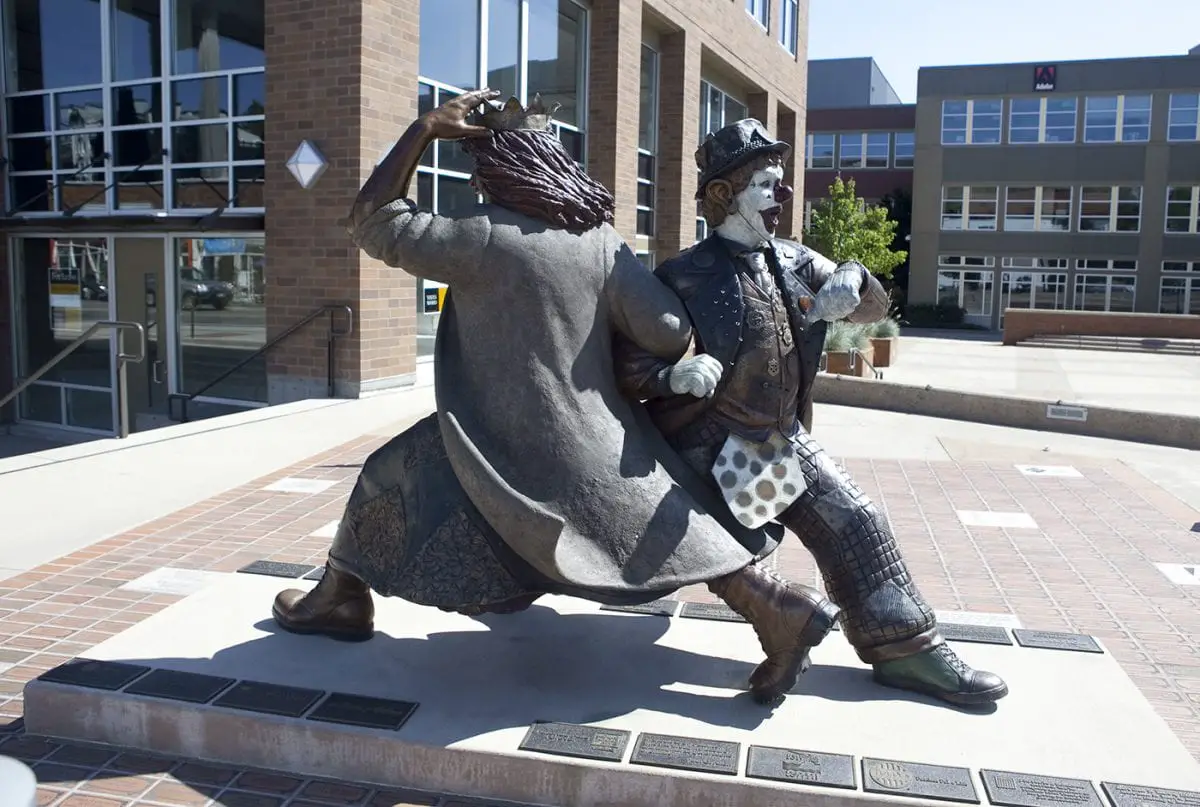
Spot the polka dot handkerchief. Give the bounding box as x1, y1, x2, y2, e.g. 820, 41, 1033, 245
711, 431, 807, 528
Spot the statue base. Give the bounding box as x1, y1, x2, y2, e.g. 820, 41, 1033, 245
24, 570, 1200, 807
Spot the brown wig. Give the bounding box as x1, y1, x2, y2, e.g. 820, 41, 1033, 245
463, 129, 615, 233
698, 153, 786, 228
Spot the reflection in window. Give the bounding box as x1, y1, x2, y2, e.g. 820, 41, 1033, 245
1160, 263, 1200, 316
941, 99, 1001, 145
806, 133, 835, 169
112, 0, 163, 81
487, 0, 521, 100
419, 0, 480, 91
999, 259, 1068, 325
637, 45, 659, 238
1168, 93, 1200, 142
174, 237, 267, 402
6, 0, 104, 91
893, 132, 914, 168
1165, 186, 1200, 234
527, 0, 585, 128
1073, 271, 1136, 313
172, 0, 265, 75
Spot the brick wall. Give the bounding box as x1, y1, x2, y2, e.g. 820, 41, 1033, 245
1002, 310, 1200, 345
263, 0, 419, 402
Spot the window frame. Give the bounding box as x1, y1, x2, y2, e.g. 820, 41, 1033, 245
1165, 185, 1200, 234
696, 78, 750, 242
893, 131, 915, 168
1002, 186, 1073, 232
1168, 93, 1200, 142
940, 99, 1003, 146
746, 0, 770, 29
778, 0, 799, 55
941, 185, 999, 231
935, 255, 996, 316
1072, 261, 1138, 313
1159, 261, 1200, 315
636, 43, 659, 238
1007, 96, 1078, 145
1083, 94, 1153, 144
806, 132, 836, 169
1078, 186, 1143, 233
999, 259, 1070, 321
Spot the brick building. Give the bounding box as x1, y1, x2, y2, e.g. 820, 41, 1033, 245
0, 0, 809, 438
802, 104, 915, 219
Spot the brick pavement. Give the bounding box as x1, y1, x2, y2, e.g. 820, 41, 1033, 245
2, 435, 1199, 806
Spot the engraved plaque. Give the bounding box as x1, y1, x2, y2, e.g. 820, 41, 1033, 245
308, 693, 418, 730
518, 722, 630, 762
982, 770, 1102, 807
600, 600, 679, 617
940, 623, 1013, 646
39, 659, 150, 691
863, 758, 979, 803
237, 560, 319, 579
125, 669, 236, 704
214, 681, 325, 717
630, 732, 740, 775
1013, 630, 1102, 654
746, 746, 855, 789
678, 602, 745, 623
1102, 782, 1200, 807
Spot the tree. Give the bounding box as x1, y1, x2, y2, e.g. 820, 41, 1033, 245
806, 176, 907, 279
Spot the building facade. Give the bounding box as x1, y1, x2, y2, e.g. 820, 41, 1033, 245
0, 0, 809, 438
803, 103, 915, 218
909, 54, 1200, 329
807, 57, 901, 110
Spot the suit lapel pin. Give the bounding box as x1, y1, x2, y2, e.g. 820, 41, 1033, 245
797, 295, 813, 312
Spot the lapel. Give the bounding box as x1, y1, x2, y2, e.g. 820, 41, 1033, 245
770, 240, 819, 339
677, 236, 745, 371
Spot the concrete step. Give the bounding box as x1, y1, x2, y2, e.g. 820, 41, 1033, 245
1018, 335, 1200, 356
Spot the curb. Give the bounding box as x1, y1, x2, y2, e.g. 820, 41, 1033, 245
813, 374, 1200, 451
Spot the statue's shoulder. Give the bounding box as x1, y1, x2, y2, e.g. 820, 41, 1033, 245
771, 237, 816, 271
657, 238, 726, 280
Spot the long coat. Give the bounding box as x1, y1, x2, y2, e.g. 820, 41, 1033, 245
351, 200, 776, 599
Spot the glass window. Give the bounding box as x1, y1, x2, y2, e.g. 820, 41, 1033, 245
527, 0, 586, 128
172, 0, 265, 75
1085, 95, 1151, 143
1084, 96, 1119, 143
1004, 186, 1071, 232
487, 0, 521, 100
5, 0, 104, 91
1000, 264, 1068, 322
1009, 99, 1042, 144
746, 0, 769, 28
893, 132, 914, 168
936, 262, 995, 316
970, 100, 1002, 144
1073, 270, 1136, 313
1159, 263, 1200, 316
112, 0, 163, 82
1010, 97, 1075, 144
967, 186, 998, 230
1079, 186, 1141, 233
419, 0, 479, 89
865, 133, 890, 168
839, 132, 864, 169
637, 45, 658, 238
1166, 186, 1200, 234
1122, 95, 1152, 142
1168, 93, 1200, 142
941, 100, 968, 145
942, 99, 1001, 145
779, 0, 799, 55
1004, 187, 1037, 231
807, 133, 835, 169
941, 186, 965, 230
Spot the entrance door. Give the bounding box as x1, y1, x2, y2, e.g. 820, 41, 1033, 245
111, 236, 172, 431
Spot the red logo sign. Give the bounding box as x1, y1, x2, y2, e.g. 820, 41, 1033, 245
1034, 65, 1057, 92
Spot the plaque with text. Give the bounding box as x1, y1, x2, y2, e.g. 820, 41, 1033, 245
982, 770, 1102, 807
39, 659, 150, 691
940, 623, 1013, 646
308, 693, 418, 730
237, 560, 319, 579
125, 669, 236, 704
678, 602, 745, 623
600, 600, 679, 617
1013, 630, 1102, 654
518, 722, 630, 762
630, 732, 740, 775
862, 758, 979, 803
214, 680, 325, 718
746, 746, 855, 789
1102, 782, 1200, 807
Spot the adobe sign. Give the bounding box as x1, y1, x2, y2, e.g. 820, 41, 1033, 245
1034, 65, 1057, 92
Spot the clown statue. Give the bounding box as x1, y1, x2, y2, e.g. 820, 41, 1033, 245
616, 119, 1008, 707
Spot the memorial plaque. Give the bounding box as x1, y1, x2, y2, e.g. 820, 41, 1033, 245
746, 746, 855, 789
630, 732, 739, 775
940, 623, 1013, 646
1102, 782, 1200, 807
600, 600, 679, 617
237, 560, 319, 579
518, 722, 630, 762
982, 770, 1102, 807
213, 680, 325, 717
303, 566, 326, 581
39, 659, 150, 691
678, 602, 745, 623
1013, 630, 1102, 654
125, 669, 236, 704
862, 758, 979, 803
308, 693, 418, 730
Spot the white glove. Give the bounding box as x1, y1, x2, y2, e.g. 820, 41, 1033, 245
809, 262, 865, 322
668, 354, 723, 398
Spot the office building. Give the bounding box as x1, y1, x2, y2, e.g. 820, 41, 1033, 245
908, 53, 1200, 329
1, 0, 808, 438
807, 57, 902, 110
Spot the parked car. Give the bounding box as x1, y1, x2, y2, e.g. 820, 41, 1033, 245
179, 267, 234, 310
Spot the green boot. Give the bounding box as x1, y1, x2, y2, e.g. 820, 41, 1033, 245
873, 644, 1008, 707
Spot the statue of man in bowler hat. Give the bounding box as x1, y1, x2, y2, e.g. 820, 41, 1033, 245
616, 119, 1009, 707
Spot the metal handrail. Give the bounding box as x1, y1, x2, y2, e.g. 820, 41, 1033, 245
818, 348, 883, 379
0, 320, 147, 438
168, 303, 354, 423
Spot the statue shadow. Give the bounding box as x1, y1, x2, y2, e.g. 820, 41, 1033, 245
125, 604, 782, 748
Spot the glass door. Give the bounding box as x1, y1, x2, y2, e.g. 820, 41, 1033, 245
11, 236, 116, 434
111, 236, 173, 431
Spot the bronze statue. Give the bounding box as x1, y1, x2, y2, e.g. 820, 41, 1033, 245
273, 91, 840, 703
615, 118, 1008, 706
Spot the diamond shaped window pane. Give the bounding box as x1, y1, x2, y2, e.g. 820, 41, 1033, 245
286, 140, 327, 189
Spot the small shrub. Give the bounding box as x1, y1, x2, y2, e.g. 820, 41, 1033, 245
851, 324, 872, 351
872, 317, 901, 339
824, 320, 857, 352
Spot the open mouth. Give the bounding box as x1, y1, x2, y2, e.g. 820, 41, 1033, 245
760, 206, 782, 233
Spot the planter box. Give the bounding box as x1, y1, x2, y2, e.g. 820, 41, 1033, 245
870, 336, 898, 367
824, 344, 875, 377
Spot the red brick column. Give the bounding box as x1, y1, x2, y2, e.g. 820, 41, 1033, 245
586, 0, 643, 242
776, 102, 804, 240
263, 0, 420, 403
654, 27, 703, 256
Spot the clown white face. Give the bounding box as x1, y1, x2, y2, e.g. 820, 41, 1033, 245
714, 162, 794, 249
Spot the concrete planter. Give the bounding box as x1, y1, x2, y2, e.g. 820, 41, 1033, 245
870, 336, 898, 367
824, 343, 875, 377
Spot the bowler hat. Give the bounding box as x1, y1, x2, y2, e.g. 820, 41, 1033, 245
695, 118, 792, 200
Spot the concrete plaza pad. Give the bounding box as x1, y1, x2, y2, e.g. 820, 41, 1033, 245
24, 573, 1200, 807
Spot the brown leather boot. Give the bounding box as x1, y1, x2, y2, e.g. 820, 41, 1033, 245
709, 563, 840, 704
272, 565, 375, 642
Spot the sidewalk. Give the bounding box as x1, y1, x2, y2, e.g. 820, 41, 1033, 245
2, 396, 1199, 805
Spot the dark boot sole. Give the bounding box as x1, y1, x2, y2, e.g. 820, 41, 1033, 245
271, 604, 375, 643
873, 673, 1010, 707
747, 598, 839, 704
